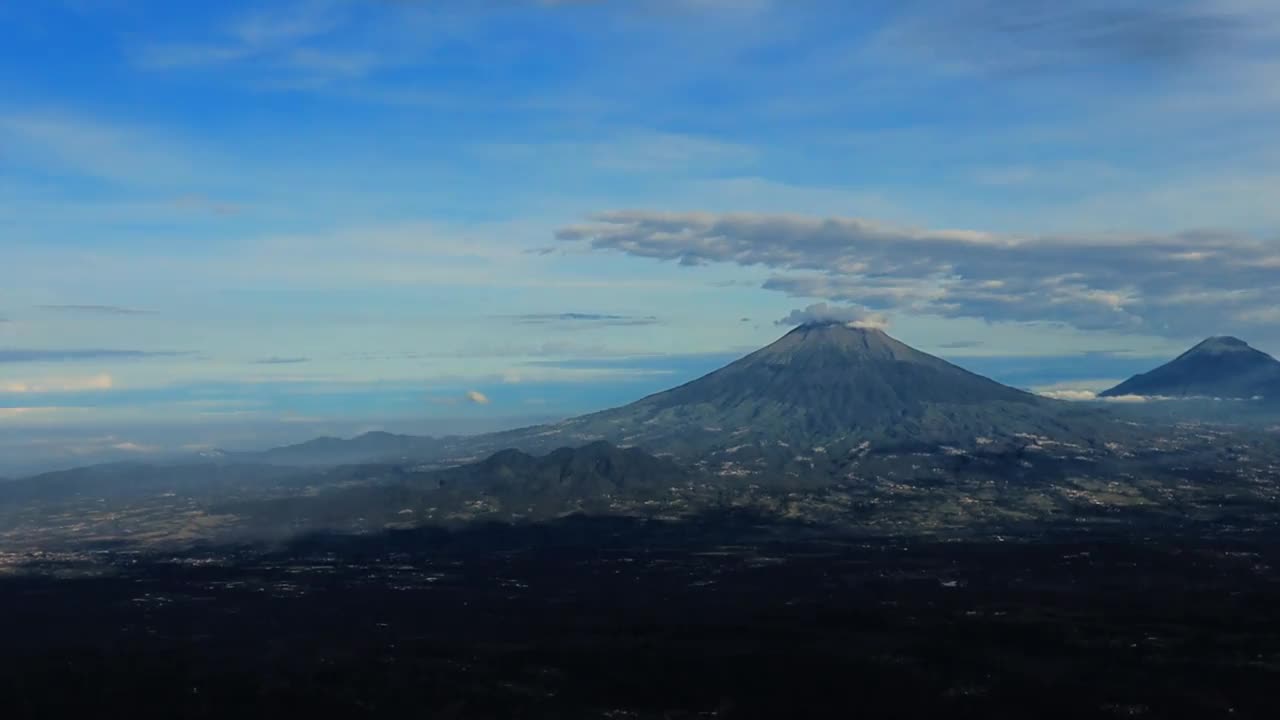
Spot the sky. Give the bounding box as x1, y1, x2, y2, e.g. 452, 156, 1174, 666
3, 0, 1279, 471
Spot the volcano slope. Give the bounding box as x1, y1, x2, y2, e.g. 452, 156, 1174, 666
475, 322, 1131, 466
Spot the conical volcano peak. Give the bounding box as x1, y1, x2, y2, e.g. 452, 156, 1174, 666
765, 321, 927, 365
1187, 336, 1254, 355
1101, 335, 1280, 399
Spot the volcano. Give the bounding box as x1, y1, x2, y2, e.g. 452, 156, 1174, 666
1100, 336, 1280, 400
481, 322, 1113, 458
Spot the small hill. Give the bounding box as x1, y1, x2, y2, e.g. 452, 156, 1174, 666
227, 431, 446, 467
1101, 336, 1280, 400
435, 441, 689, 501
226, 442, 690, 531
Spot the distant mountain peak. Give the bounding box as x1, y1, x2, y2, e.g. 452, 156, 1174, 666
1102, 335, 1280, 399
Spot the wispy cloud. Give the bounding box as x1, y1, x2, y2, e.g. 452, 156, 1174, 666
1, 373, 113, 394
511, 312, 661, 327
37, 304, 154, 316
251, 356, 311, 365
874, 0, 1270, 75
383, 340, 671, 361
0, 407, 62, 421
0, 349, 186, 363
132, 1, 405, 88
0, 113, 206, 185
108, 440, 162, 453
136, 2, 341, 70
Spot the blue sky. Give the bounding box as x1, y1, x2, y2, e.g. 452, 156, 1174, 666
2, 0, 1279, 468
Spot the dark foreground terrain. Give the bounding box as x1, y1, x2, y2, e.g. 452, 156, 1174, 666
3, 513, 1279, 719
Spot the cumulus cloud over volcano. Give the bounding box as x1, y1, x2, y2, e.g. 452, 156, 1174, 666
776, 303, 889, 330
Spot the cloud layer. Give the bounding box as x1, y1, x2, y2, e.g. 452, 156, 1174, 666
251, 356, 311, 365
37, 304, 153, 315
0, 349, 186, 363
511, 312, 661, 327
1, 373, 114, 394
878, 0, 1267, 74
558, 210, 1280, 338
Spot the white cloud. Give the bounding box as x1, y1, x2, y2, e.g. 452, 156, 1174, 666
776, 303, 888, 330
1103, 394, 1157, 403
1030, 378, 1128, 399
1031, 386, 1254, 403
0, 374, 114, 394
0, 407, 53, 419
1035, 388, 1158, 402
465, 390, 491, 405
1037, 389, 1101, 401
110, 441, 161, 453
1239, 306, 1280, 324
